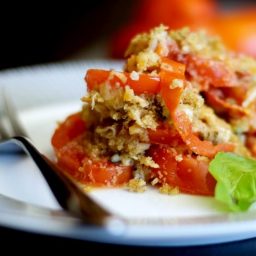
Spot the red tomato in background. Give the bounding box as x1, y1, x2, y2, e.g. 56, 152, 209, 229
110, 0, 256, 58
207, 8, 256, 57
135, 0, 216, 28
111, 0, 216, 58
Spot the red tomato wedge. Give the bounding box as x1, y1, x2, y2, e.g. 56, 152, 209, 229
148, 122, 184, 146
185, 55, 239, 89
57, 139, 87, 176
85, 58, 186, 96
149, 145, 216, 196
52, 113, 132, 186
56, 140, 132, 186
161, 57, 186, 74
205, 88, 248, 117
85, 69, 161, 94
159, 60, 234, 158
51, 112, 86, 150
160, 70, 184, 113
81, 158, 132, 186
173, 111, 234, 158
159, 58, 185, 112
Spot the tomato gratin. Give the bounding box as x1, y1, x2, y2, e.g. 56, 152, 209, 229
52, 25, 256, 201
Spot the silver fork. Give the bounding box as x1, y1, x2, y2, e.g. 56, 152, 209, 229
0, 91, 124, 228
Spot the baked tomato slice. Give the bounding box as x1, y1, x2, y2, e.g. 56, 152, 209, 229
173, 111, 235, 158
57, 140, 132, 186
184, 55, 239, 90
159, 62, 234, 158
52, 113, 132, 186
85, 69, 160, 94
205, 88, 248, 117
148, 122, 185, 148
149, 145, 216, 196
51, 112, 86, 150
81, 157, 132, 186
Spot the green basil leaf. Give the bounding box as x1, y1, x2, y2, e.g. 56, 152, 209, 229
209, 152, 256, 211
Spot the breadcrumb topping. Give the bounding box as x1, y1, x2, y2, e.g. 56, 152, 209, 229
78, 25, 256, 193
127, 178, 147, 192
82, 83, 162, 172
159, 184, 179, 195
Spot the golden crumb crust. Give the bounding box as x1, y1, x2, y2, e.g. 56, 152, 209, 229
75, 25, 256, 193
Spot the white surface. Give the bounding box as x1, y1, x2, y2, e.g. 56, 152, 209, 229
1, 61, 256, 246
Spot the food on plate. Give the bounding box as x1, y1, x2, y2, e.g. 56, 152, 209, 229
52, 25, 256, 211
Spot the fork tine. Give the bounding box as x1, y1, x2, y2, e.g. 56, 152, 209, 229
2, 89, 28, 137
0, 117, 10, 140
0, 88, 11, 140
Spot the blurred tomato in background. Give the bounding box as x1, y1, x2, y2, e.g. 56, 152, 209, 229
208, 8, 256, 57
110, 0, 256, 58
0, 0, 255, 70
